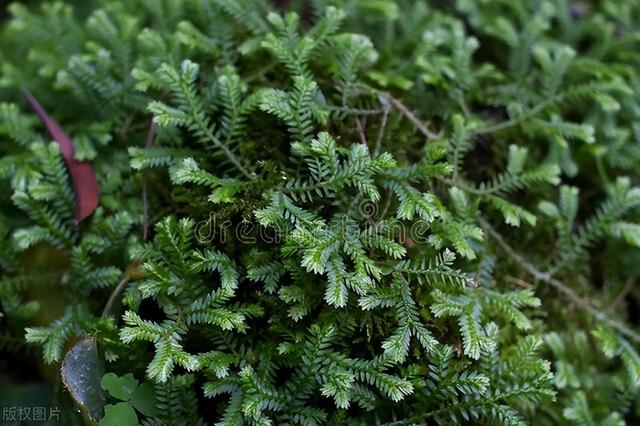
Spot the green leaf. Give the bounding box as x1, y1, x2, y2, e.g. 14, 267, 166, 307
609, 222, 640, 247
101, 373, 139, 401
100, 402, 138, 426
131, 382, 157, 417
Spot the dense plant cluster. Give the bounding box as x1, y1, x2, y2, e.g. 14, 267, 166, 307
1, 0, 640, 424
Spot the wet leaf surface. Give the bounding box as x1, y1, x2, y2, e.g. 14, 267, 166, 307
60, 337, 105, 423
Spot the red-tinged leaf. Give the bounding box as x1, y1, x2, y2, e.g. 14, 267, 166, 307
23, 89, 100, 224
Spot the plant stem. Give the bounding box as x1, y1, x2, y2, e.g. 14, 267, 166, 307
374, 105, 389, 158
101, 262, 141, 318
471, 97, 558, 135
329, 106, 384, 115
478, 215, 640, 344
382, 92, 438, 140
355, 115, 368, 146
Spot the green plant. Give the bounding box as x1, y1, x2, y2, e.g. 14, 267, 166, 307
100, 373, 157, 426
1, 0, 640, 424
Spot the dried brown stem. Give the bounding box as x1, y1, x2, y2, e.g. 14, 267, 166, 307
383, 92, 438, 140
478, 215, 640, 344
609, 278, 635, 312
355, 115, 368, 146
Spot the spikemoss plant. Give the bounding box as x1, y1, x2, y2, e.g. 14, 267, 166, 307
1, 0, 640, 424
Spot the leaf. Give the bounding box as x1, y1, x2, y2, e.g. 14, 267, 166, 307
60, 337, 106, 422
609, 222, 640, 247
488, 196, 537, 227
382, 326, 411, 363
22, 89, 100, 223
100, 402, 138, 426
507, 145, 528, 175
100, 372, 139, 402
131, 382, 157, 417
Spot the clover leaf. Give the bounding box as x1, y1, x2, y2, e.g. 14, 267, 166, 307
99, 373, 157, 426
